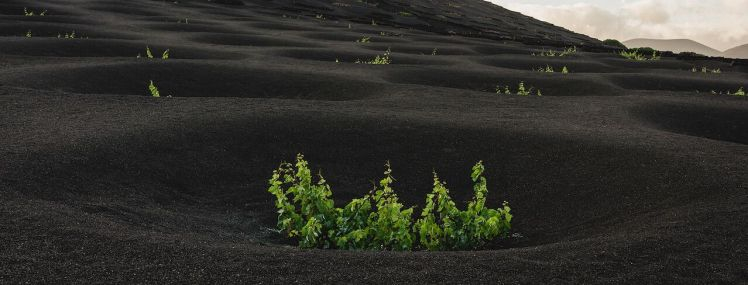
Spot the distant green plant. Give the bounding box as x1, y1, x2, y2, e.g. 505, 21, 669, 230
619, 50, 646, 61
371, 19, 377, 26
533, 46, 576, 57
355, 48, 391, 65
709, 87, 745, 96
356, 37, 371, 43
58, 31, 76, 39
496, 85, 511, 94
536, 65, 555, 73
315, 14, 326, 20
517, 81, 530, 96
602, 39, 627, 49
560, 46, 577, 56
432, 48, 438, 56
24, 7, 46, 16
497, 82, 541, 96
619, 48, 660, 61
650, 50, 661, 60
139, 47, 169, 59
692, 67, 721, 74
379, 31, 402, 37
268, 155, 512, 251
561, 66, 569, 74
735, 87, 746, 96
25, 30, 32, 38
148, 80, 161, 97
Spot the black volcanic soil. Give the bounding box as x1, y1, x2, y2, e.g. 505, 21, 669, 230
1, 0, 747, 283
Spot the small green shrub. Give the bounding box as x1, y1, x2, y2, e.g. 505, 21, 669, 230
536, 65, 555, 73
602, 39, 627, 49
735, 87, 746, 96
496, 85, 511, 94
414, 162, 512, 250
496, 82, 541, 96
356, 37, 371, 43
140, 47, 169, 59
619, 48, 660, 61
535, 65, 569, 73
692, 67, 721, 74
619, 50, 646, 61
24, 7, 46, 16
148, 80, 161, 97
533, 46, 576, 57
25, 30, 32, 38
517, 81, 530, 96
708, 87, 745, 96
355, 48, 391, 65
58, 31, 76, 39
267, 155, 513, 251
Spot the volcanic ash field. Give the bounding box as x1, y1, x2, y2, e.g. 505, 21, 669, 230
0, 0, 747, 283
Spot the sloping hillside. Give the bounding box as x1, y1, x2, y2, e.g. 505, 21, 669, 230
624, 38, 723, 56
725, 43, 748, 59
261, 0, 603, 47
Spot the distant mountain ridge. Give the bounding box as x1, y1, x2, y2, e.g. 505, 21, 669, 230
724, 44, 748, 59
623, 38, 748, 59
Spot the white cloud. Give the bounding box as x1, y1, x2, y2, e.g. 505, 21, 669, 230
489, 0, 748, 51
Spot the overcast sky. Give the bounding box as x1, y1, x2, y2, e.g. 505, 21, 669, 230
488, 0, 748, 51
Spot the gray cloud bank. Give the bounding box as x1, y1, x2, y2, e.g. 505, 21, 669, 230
491, 0, 748, 51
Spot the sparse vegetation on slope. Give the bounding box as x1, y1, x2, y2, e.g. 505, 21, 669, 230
533, 46, 577, 57
139, 47, 170, 59
620, 48, 661, 61
24, 7, 47, 16
496, 81, 542, 96
692, 67, 721, 74
535, 65, 570, 74
355, 48, 391, 64
268, 154, 513, 251
58, 31, 76, 39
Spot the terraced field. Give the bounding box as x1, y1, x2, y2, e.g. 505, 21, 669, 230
1, 0, 746, 283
